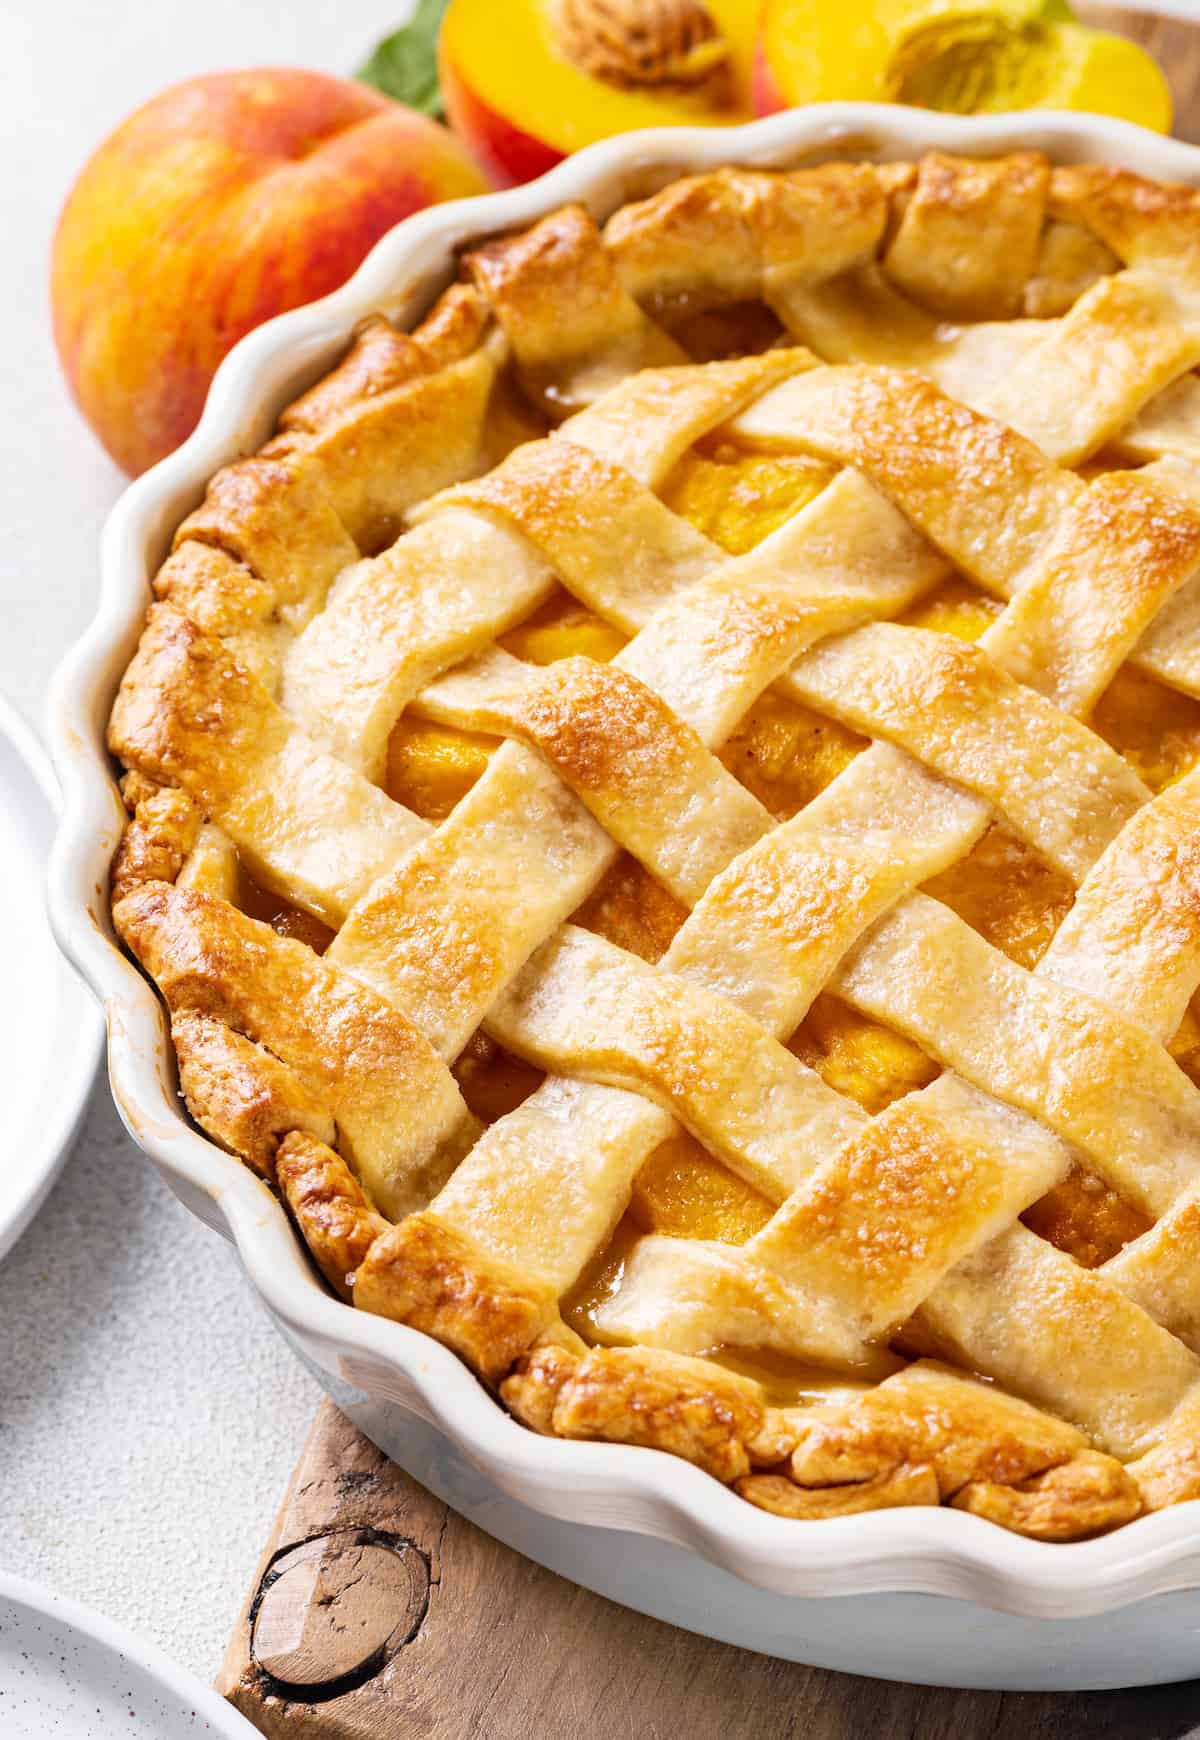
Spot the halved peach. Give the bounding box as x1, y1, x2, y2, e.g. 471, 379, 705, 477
753, 0, 1171, 133
440, 0, 756, 188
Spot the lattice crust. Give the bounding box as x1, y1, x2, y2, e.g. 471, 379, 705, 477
107, 150, 1200, 1541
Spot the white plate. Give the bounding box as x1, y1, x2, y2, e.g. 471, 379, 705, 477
0, 696, 102, 1259
0, 1571, 259, 1738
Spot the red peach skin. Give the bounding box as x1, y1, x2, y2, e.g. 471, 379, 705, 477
51, 68, 490, 475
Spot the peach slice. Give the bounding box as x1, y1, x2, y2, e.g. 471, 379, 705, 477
753, 0, 1170, 130
440, 0, 756, 188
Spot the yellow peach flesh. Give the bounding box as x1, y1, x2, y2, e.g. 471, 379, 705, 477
754, 0, 1171, 133
440, 0, 756, 187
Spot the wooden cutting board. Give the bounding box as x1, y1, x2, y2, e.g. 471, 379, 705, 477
221, 11, 1200, 1735
219, 1402, 1200, 1738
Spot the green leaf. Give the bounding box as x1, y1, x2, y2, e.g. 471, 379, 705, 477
357, 0, 451, 118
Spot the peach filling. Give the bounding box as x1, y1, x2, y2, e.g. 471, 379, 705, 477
238, 403, 1200, 1355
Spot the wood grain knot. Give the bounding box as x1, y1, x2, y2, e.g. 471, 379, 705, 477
250, 1527, 430, 1700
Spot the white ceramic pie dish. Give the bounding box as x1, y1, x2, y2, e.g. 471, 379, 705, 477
44, 103, 1200, 1683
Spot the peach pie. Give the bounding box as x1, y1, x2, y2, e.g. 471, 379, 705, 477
109, 151, 1200, 1540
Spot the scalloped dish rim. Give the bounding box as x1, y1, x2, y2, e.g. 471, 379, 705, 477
45, 102, 1200, 1622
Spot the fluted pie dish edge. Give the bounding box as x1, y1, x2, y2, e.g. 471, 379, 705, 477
45, 102, 1200, 1621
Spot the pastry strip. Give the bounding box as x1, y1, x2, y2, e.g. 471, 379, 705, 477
615, 1077, 1064, 1362
787, 623, 1149, 879
915, 1226, 1200, 1460
114, 883, 476, 1218
108, 606, 428, 928
281, 508, 559, 780
420, 650, 771, 905
733, 365, 1200, 696
833, 891, 1200, 1218
288, 354, 806, 780
488, 923, 865, 1203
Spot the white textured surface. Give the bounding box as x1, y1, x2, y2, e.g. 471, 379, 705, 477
0, 1101, 322, 1675
0, 0, 407, 1681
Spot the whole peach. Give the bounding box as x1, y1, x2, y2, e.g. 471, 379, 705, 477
51, 68, 490, 475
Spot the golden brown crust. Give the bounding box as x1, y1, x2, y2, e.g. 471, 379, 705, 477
275, 287, 492, 442
143, 278, 498, 654
1048, 164, 1200, 271
788, 366, 1059, 539
409, 281, 492, 372
759, 162, 889, 284
1050, 469, 1200, 622
113, 881, 432, 1099
503, 1344, 767, 1483
108, 603, 419, 931
177, 446, 357, 613
172, 1013, 337, 1180
605, 169, 764, 311
883, 150, 1049, 320
1129, 1388, 1200, 1509
737, 1464, 940, 1520
111, 783, 199, 904
1133, 1443, 1200, 1511
465, 203, 684, 405
109, 604, 279, 806
114, 880, 475, 1217
1024, 219, 1121, 319
468, 205, 635, 355
262, 284, 501, 555
952, 1451, 1142, 1541
281, 318, 432, 436
500, 1342, 579, 1434
605, 163, 888, 310
517, 655, 701, 795
118, 769, 162, 810
276, 1131, 389, 1295
152, 541, 274, 636
442, 430, 653, 555
355, 1212, 563, 1384
499, 1351, 1141, 1537
787, 1363, 1088, 1497
605, 153, 1200, 334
